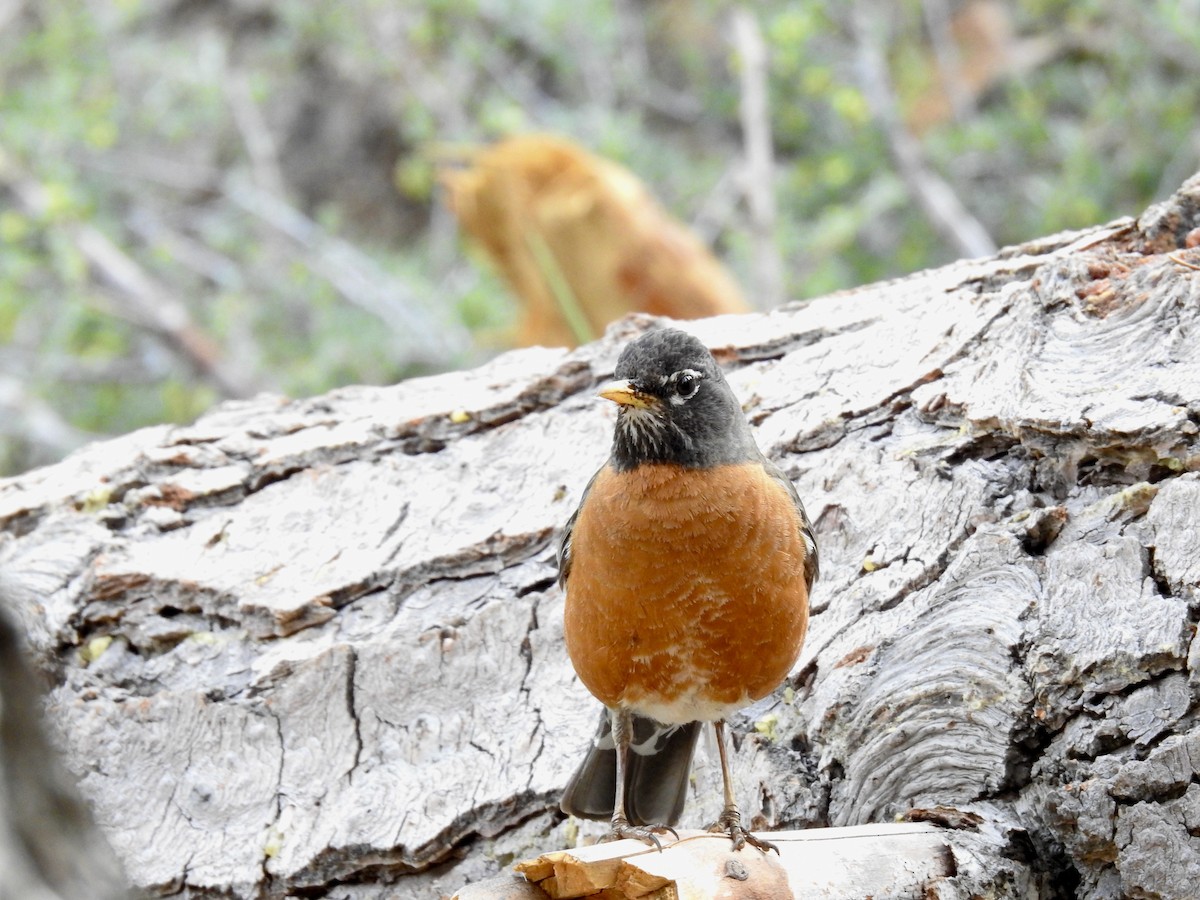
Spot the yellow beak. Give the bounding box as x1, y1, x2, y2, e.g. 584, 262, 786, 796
597, 379, 656, 410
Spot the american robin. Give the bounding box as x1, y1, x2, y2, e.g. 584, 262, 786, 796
558, 327, 818, 852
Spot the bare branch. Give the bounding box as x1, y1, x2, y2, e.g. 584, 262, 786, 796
223, 174, 470, 365
691, 161, 743, 246
222, 58, 288, 198
125, 207, 244, 291
0, 152, 260, 398
920, 0, 973, 122
852, 2, 997, 259
0, 376, 92, 467
731, 8, 785, 308
0, 0, 23, 34
613, 0, 703, 122
74, 150, 469, 369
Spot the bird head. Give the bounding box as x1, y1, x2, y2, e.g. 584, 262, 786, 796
600, 328, 757, 471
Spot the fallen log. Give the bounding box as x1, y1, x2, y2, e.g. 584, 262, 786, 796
1, 174, 1199, 898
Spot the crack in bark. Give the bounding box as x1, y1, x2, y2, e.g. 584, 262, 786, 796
519, 592, 546, 794
345, 647, 363, 783
261, 707, 286, 890
724, 320, 878, 366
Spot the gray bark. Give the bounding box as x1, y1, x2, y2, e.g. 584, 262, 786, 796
2, 174, 1200, 899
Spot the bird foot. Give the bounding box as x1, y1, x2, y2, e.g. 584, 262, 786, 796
706, 808, 778, 854
603, 816, 679, 851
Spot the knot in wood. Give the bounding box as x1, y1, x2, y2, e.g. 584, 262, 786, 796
724, 858, 750, 881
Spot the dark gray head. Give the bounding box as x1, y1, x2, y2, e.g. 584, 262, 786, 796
601, 328, 758, 471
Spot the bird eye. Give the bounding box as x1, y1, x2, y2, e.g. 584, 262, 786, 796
674, 370, 702, 400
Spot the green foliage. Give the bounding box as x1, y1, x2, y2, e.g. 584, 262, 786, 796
1, 0, 1198, 475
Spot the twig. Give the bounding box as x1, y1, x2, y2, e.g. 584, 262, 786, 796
921, 0, 972, 122
125, 207, 244, 291
36, 354, 165, 385
222, 59, 288, 198
852, 1, 997, 259
76, 151, 469, 369
0, 0, 23, 34
74, 149, 216, 194
731, 8, 785, 309
391, 21, 472, 138
223, 174, 469, 365
1155, 134, 1200, 203
691, 161, 743, 246
74, 228, 258, 397
0, 376, 92, 466
1168, 253, 1200, 271
0, 151, 259, 398
613, 0, 703, 122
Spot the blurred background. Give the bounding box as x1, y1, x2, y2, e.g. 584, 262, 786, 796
1, 0, 1198, 476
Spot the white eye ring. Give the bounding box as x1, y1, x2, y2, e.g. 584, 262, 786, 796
672, 369, 703, 402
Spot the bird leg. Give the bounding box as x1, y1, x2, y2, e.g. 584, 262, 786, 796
602, 707, 679, 850
706, 720, 778, 853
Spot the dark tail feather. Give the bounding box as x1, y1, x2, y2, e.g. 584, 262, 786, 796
560, 709, 700, 826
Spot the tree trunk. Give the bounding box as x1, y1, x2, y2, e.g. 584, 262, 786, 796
2, 174, 1199, 899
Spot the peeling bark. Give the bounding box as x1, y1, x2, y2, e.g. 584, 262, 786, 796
2, 175, 1200, 898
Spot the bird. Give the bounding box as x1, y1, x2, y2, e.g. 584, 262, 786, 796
557, 326, 818, 852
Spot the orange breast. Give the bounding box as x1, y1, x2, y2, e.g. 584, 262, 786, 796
562, 461, 810, 723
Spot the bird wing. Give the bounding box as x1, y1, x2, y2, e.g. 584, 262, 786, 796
557, 464, 605, 589
763, 457, 820, 592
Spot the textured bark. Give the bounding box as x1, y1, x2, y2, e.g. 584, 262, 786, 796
1, 174, 1199, 899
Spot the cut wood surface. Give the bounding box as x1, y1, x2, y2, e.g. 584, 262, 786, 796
457, 824, 954, 900
1, 174, 1200, 899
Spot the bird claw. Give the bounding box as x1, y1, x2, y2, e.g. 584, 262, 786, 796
603, 817, 679, 851
706, 810, 778, 854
